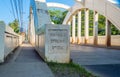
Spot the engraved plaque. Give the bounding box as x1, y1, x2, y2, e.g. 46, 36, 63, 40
46, 25, 69, 54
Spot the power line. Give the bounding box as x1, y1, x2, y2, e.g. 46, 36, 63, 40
20, 0, 24, 32
9, 0, 24, 32
13, 0, 19, 21
10, 0, 16, 19
11, 0, 22, 32
18, 0, 22, 26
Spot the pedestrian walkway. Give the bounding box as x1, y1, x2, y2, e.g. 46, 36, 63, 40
0, 43, 54, 77
71, 44, 120, 77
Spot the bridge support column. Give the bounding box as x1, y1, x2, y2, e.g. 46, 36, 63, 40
68, 21, 72, 43
77, 10, 82, 44
68, 21, 71, 25
85, 9, 89, 44
72, 15, 76, 43
93, 11, 98, 45
106, 19, 111, 47
29, 8, 35, 45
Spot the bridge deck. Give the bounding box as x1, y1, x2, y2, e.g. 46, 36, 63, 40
0, 43, 54, 77
71, 44, 120, 77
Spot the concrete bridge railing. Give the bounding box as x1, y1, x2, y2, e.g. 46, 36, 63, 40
0, 22, 24, 63
70, 35, 120, 46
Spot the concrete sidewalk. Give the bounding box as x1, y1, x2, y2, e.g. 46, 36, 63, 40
0, 43, 54, 77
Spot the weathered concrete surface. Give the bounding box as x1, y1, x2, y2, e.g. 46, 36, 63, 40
71, 44, 120, 77
31, 0, 70, 63
0, 22, 5, 63
0, 22, 23, 63
0, 43, 54, 77
45, 24, 70, 63
70, 35, 120, 46
4, 26, 23, 59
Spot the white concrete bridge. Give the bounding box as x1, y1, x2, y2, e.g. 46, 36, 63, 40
0, 0, 119, 64
29, 0, 120, 58
0, 0, 120, 77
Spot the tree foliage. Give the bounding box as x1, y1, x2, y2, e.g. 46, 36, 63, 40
9, 19, 19, 33
0, 21, 5, 24
48, 9, 68, 24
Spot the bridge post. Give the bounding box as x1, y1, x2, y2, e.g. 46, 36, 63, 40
68, 21, 72, 43
72, 15, 76, 43
93, 11, 98, 45
28, 8, 32, 43
29, 8, 35, 45
68, 21, 71, 25
28, 22, 30, 43
77, 10, 82, 44
0, 22, 5, 63
106, 19, 111, 47
85, 9, 89, 44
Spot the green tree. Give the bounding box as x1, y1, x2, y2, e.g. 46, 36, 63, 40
89, 10, 94, 36
98, 14, 106, 36
0, 21, 5, 24
81, 10, 85, 36
48, 9, 68, 24
9, 19, 19, 33
111, 24, 120, 35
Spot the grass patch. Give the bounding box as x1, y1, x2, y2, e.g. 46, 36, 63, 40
47, 62, 97, 77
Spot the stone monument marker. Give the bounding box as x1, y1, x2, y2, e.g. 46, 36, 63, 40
45, 24, 70, 63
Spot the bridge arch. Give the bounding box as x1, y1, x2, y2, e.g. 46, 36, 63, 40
63, 0, 120, 30
63, 0, 120, 46
47, 2, 70, 10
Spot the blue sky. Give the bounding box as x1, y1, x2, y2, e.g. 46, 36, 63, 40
0, 0, 74, 31
0, 0, 119, 31
0, 0, 30, 30
0, 0, 74, 25
47, 0, 74, 6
